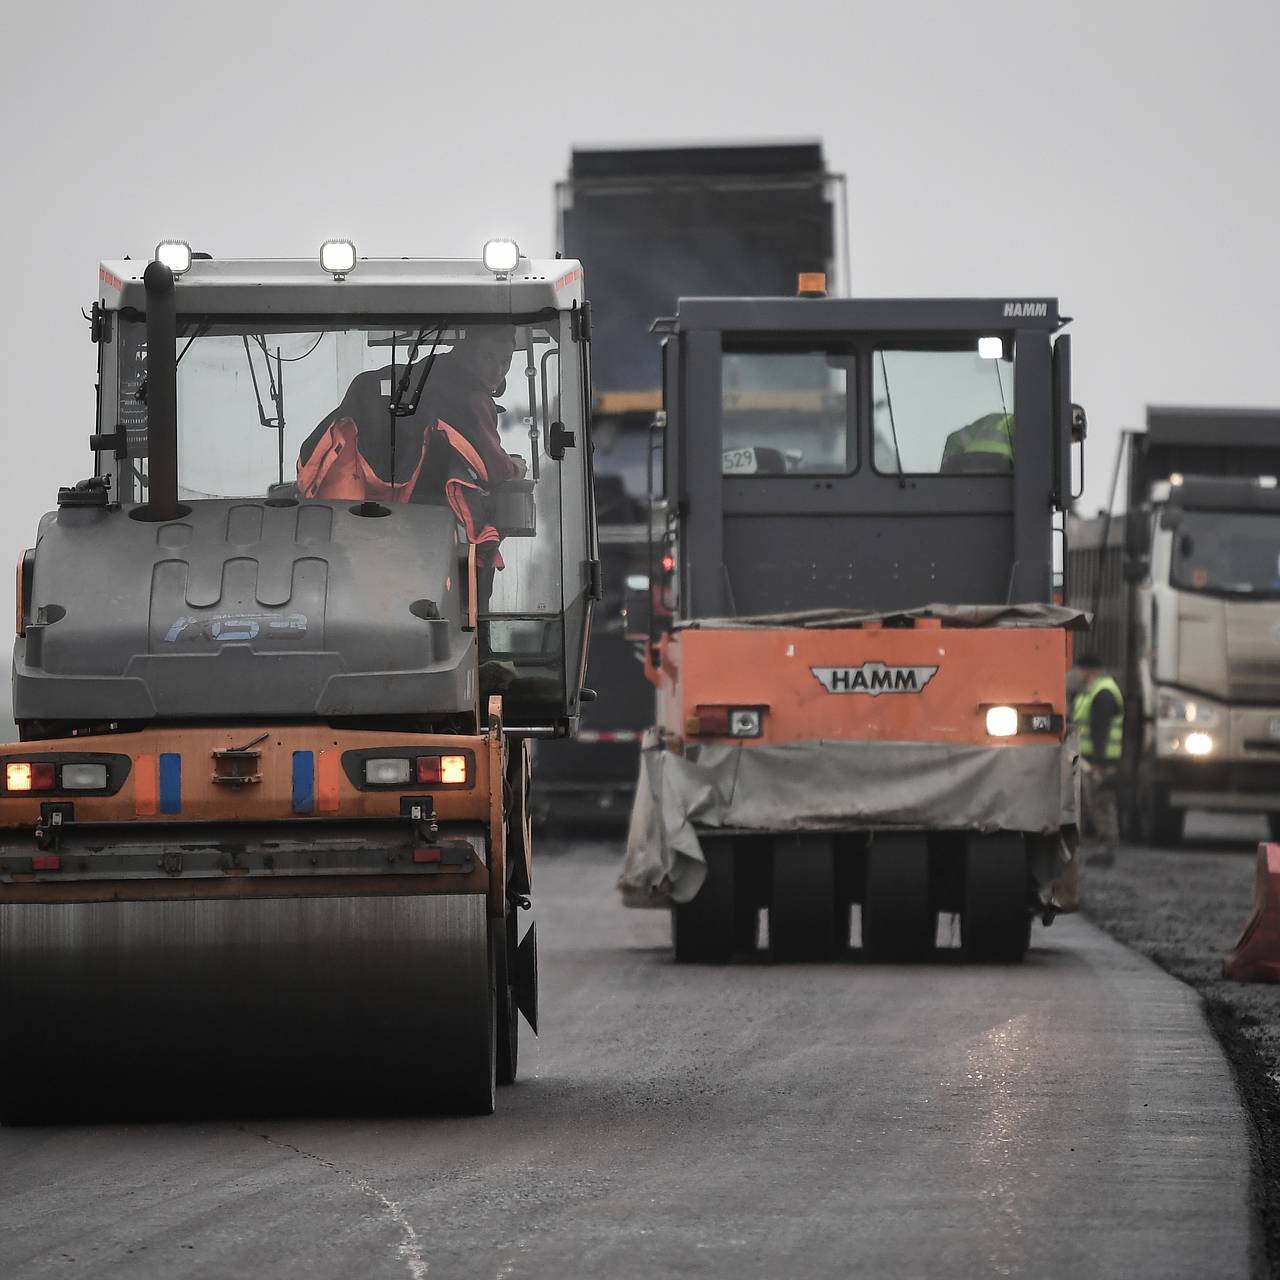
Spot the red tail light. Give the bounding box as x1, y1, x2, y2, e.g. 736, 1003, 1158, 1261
415, 754, 469, 785
6, 762, 56, 792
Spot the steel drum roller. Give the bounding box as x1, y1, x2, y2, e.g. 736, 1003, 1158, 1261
0, 892, 495, 1120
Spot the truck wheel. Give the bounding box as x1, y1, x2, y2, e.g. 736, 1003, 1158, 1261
862, 834, 934, 963
496, 913, 519, 1086
1140, 782, 1183, 847
770, 836, 843, 962
672, 838, 736, 963
961, 834, 1031, 964
1267, 814, 1280, 845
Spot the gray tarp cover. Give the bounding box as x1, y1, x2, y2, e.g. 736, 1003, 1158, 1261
622, 734, 1079, 908
678, 602, 1091, 631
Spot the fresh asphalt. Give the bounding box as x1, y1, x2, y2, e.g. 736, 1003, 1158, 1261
0, 841, 1255, 1279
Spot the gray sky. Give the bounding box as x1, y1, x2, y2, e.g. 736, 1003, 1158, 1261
2, 0, 1276, 567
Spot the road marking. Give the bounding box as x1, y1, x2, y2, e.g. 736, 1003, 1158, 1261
248, 1129, 428, 1279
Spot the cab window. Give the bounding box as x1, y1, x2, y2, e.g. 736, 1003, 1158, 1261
872, 341, 1015, 475
720, 351, 852, 476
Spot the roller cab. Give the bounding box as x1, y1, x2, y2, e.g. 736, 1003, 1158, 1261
0, 244, 597, 1120
623, 292, 1084, 964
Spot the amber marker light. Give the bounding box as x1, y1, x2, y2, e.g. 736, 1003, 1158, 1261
440, 755, 468, 784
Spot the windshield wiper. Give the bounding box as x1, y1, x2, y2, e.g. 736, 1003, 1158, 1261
389, 324, 447, 418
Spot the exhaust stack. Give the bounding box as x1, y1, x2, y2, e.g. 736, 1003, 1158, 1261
141, 260, 179, 521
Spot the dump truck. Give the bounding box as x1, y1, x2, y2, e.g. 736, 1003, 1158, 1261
1068, 406, 1280, 844
0, 240, 597, 1120
622, 287, 1084, 963
534, 142, 845, 824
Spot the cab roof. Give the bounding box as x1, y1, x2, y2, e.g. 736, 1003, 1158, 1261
96, 256, 585, 316
659, 295, 1064, 334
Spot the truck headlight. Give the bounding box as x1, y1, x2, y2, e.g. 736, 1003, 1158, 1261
985, 705, 1019, 737
1184, 732, 1215, 756
1157, 688, 1220, 728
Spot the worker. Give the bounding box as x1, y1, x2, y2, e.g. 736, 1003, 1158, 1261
296, 326, 526, 564
940, 412, 1014, 473
1072, 652, 1125, 867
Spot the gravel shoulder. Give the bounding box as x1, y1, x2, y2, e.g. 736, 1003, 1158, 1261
1082, 813, 1280, 1276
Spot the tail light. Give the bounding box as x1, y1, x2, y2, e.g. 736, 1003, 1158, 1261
5, 762, 55, 792
416, 754, 469, 785
686, 705, 765, 738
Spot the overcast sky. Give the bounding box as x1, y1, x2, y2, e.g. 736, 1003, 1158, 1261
1, 0, 1276, 621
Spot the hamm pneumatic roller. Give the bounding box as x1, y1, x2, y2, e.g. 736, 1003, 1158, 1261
622, 283, 1086, 964
0, 239, 598, 1120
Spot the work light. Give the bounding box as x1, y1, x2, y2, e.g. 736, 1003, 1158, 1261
482, 239, 521, 275
154, 241, 192, 276
320, 239, 357, 278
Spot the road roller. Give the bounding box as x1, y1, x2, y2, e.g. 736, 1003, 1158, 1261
0, 240, 597, 1120
622, 282, 1086, 964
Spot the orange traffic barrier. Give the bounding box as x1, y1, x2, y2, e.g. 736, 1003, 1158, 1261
1223, 843, 1280, 982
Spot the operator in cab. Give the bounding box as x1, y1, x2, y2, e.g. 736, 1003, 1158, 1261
940, 412, 1015, 473
297, 325, 526, 565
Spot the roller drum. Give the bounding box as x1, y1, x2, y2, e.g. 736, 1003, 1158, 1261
0, 892, 495, 1121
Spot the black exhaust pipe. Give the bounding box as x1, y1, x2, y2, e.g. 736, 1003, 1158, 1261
141, 260, 179, 521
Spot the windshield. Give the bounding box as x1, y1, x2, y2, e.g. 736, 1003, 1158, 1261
113, 317, 559, 501
872, 343, 1014, 475
1170, 510, 1280, 598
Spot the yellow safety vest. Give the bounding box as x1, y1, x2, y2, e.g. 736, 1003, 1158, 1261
1072, 675, 1124, 762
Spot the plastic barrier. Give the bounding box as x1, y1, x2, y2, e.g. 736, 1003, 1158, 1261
1223, 843, 1280, 982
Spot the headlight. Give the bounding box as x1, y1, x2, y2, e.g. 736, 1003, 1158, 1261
60, 762, 109, 790
1184, 732, 1215, 756
1157, 689, 1220, 728
985, 705, 1019, 737
364, 758, 411, 786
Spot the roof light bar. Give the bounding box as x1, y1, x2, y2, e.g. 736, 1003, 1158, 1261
154, 241, 192, 276
320, 239, 357, 279
482, 239, 520, 275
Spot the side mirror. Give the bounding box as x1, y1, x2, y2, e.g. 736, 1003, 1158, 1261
1123, 557, 1149, 584
1124, 508, 1151, 558
1071, 403, 1087, 443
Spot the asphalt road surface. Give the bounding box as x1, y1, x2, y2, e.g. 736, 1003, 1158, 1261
0, 841, 1255, 1280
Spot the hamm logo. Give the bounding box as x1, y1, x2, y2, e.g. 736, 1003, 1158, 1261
811, 662, 939, 695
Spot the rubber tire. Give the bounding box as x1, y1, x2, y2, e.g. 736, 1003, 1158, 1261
1141, 780, 1184, 848
1269, 814, 1280, 845
458, 926, 498, 1115
770, 836, 842, 962
496, 913, 519, 1087
961, 835, 1031, 964
672, 839, 736, 964
862, 834, 934, 963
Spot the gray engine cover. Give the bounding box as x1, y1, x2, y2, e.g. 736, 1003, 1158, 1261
14, 499, 473, 722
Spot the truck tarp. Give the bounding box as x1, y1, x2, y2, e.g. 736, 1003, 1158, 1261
621, 733, 1079, 908
675, 603, 1091, 631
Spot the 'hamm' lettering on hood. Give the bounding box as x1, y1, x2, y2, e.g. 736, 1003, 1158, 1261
810, 662, 939, 695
